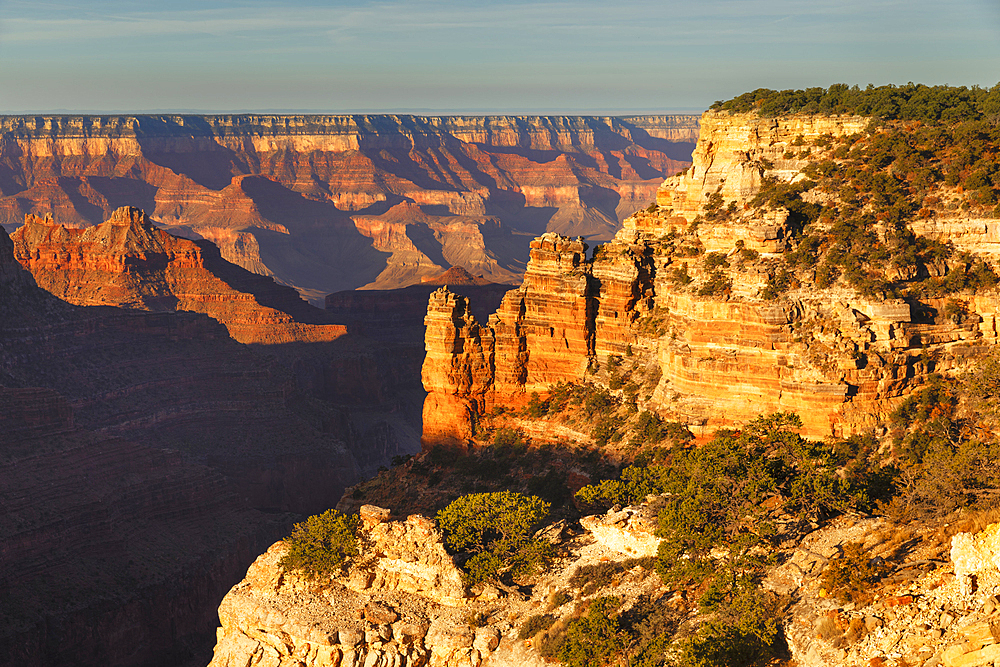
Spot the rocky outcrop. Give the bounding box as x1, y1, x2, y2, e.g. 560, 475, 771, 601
421, 288, 496, 447
420, 111, 1000, 440
0, 114, 697, 298
654, 111, 868, 225
208, 506, 477, 667
11, 206, 346, 344
952, 523, 1000, 598
579, 502, 662, 558
209, 503, 666, 667
775, 519, 1000, 667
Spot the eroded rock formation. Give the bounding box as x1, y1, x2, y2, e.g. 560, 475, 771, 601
0, 114, 697, 299
421, 111, 1000, 441
11, 206, 347, 344
0, 222, 364, 665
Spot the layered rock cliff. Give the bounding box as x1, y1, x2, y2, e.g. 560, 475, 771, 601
421, 110, 1000, 440
0, 114, 698, 301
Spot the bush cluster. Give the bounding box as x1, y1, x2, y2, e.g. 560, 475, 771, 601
436, 491, 554, 586
820, 542, 892, 603
885, 365, 1000, 520
279, 509, 360, 579
575, 412, 890, 666
748, 116, 1000, 299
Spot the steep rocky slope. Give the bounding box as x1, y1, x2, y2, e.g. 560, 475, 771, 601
421, 109, 1000, 441
0, 114, 697, 301
11, 206, 347, 344
0, 223, 370, 665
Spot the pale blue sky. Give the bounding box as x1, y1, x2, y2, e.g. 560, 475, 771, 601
1, 0, 998, 114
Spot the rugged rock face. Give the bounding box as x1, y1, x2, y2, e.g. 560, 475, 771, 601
770, 518, 1000, 667
420, 111, 1000, 440
11, 206, 347, 344
0, 114, 698, 300
208, 502, 666, 667
655, 112, 868, 225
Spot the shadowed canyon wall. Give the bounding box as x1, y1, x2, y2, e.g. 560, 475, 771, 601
0, 219, 384, 666
421, 111, 1000, 442
0, 114, 698, 303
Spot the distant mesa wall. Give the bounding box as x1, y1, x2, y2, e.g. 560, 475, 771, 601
0, 114, 698, 301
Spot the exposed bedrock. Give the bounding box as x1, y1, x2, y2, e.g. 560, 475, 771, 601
0, 114, 697, 300
421, 111, 1000, 442
11, 206, 346, 344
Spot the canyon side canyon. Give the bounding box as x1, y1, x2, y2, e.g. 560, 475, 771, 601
0, 114, 698, 303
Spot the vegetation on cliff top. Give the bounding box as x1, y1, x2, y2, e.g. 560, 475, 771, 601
693, 89, 1000, 301
279, 509, 360, 579
710, 82, 1000, 121
575, 412, 890, 666
436, 490, 554, 586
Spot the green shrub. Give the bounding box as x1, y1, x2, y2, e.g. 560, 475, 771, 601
492, 427, 528, 454
547, 589, 573, 610
609, 372, 625, 390
518, 614, 557, 640
667, 264, 693, 285
436, 491, 553, 585
279, 509, 360, 579
556, 597, 626, 667
592, 415, 623, 447
524, 391, 549, 418
697, 270, 731, 297
703, 252, 730, 270
676, 593, 781, 667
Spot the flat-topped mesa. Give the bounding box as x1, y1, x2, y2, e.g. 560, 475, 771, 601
11, 206, 346, 344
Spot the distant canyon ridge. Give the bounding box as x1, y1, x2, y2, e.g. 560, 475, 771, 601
0, 114, 698, 303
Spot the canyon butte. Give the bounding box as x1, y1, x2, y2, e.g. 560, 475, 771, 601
208, 84, 1000, 667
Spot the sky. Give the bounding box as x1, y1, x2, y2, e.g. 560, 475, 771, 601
0, 0, 998, 115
